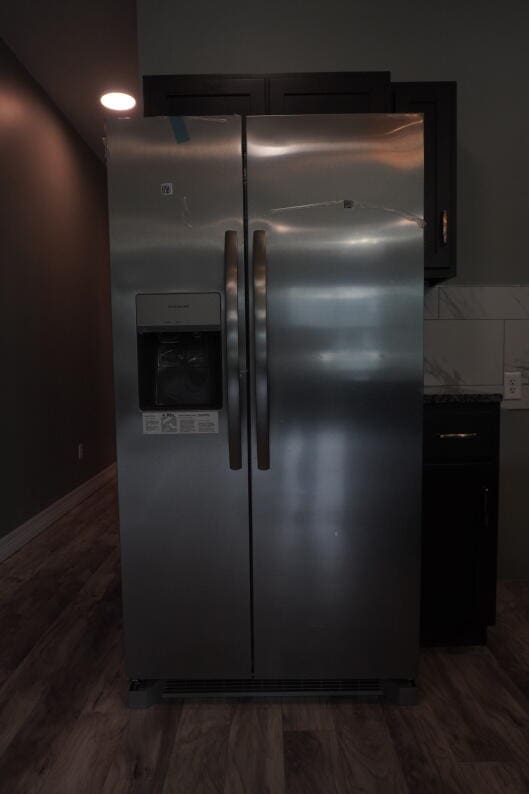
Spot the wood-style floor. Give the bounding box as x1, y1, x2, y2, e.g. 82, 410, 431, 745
1, 482, 529, 793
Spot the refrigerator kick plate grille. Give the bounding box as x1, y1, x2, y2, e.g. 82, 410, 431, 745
162, 677, 382, 697
128, 678, 418, 707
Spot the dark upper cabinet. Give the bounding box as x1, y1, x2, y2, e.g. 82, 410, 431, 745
393, 82, 457, 280
143, 72, 390, 117
143, 75, 267, 117
268, 72, 390, 114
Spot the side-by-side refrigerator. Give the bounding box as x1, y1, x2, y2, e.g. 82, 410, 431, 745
106, 113, 424, 705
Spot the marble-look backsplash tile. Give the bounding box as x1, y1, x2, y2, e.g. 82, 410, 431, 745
503, 320, 529, 410
439, 286, 529, 320
505, 320, 529, 383
424, 286, 439, 319
424, 285, 529, 409
424, 319, 504, 387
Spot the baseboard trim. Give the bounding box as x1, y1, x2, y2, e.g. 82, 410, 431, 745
0, 463, 116, 563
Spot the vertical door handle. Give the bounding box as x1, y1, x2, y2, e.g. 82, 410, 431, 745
224, 231, 242, 470
252, 230, 270, 470
441, 210, 449, 246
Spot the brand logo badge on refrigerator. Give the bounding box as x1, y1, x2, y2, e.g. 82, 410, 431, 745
160, 182, 174, 196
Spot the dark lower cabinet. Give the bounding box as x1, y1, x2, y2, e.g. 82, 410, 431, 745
422, 463, 494, 645
421, 400, 500, 646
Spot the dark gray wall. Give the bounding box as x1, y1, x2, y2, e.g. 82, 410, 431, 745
137, 0, 529, 284
0, 39, 114, 539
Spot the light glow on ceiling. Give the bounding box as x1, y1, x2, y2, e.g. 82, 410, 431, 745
100, 92, 136, 111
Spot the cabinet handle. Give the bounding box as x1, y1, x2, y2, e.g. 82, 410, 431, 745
437, 432, 478, 440
483, 487, 489, 529
441, 210, 449, 246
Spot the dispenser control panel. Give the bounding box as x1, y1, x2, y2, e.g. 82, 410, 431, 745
136, 292, 220, 329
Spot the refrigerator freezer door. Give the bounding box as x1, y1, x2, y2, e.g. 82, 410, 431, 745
107, 116, 251, 678
247, 114, 424, 678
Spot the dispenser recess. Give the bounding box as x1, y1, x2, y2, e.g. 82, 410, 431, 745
136, 293, 222, 411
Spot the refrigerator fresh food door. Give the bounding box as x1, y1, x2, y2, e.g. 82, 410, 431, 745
246, 114, 424, 679
107, 116, 251, 678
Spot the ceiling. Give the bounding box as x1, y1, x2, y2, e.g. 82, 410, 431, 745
0, 0, 140, 159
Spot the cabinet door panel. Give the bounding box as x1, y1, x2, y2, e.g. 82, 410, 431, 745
393, 82, 456, 279
143, 75, 267, 117
269, 72, 390, 114
422, 463, 491, 645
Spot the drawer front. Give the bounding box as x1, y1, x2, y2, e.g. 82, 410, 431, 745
424, 408, 498, 463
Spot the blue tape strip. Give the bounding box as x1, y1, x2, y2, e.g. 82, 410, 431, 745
169, 116, 190, 143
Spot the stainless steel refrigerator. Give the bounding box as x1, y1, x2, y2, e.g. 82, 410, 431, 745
106, 113, 424, 706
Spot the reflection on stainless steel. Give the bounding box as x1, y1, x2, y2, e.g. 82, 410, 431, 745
106, 115, 251, 678
268, 216, 420, 250
249, 116, 424, 173
247, 114, 423, 677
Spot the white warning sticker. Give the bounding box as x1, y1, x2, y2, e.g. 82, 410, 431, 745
142, 411, 219, 435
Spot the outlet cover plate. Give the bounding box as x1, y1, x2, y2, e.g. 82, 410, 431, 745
504, 371, 522, 400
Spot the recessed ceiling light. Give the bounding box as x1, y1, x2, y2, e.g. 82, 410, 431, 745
100, 92, 136, 111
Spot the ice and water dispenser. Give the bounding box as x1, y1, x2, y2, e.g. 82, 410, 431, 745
136, 293, 222, 411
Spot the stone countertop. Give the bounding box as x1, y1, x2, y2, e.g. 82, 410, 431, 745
424, 393, 503, 405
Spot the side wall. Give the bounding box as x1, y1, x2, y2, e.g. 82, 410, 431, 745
0, 39, 115, 539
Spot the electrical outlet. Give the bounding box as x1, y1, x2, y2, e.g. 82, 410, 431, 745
77, 442, 84, 461
504, 371, 522, 400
